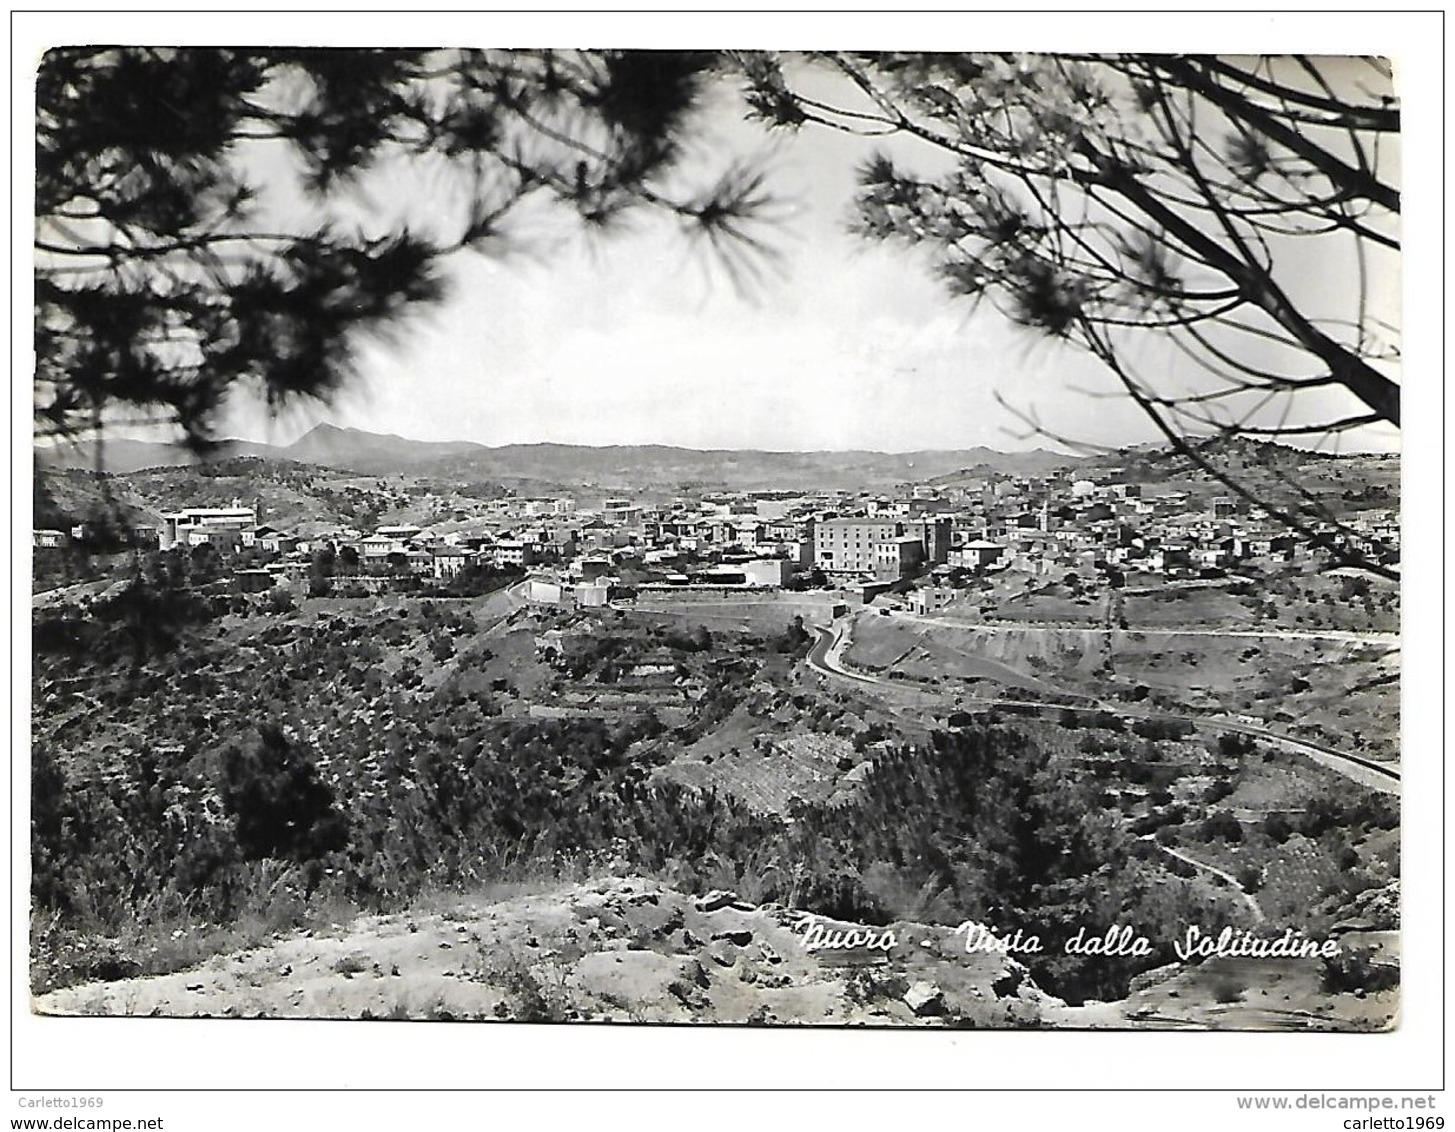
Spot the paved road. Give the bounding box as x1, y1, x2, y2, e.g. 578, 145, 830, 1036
808, 618, 884, 688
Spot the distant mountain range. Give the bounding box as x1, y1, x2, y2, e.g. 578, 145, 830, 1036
37, 424, 1080, 493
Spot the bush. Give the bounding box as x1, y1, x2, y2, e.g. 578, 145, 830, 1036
1263, 813, 1293, 843
1207, 971, 1245, 1004
1199, 810, 1243, 843
1132, 717, 1195, 741
1202, 778, 1236, 805
772, 616, 812, 656
220, 725, 350, 862
1321, 946, 1399, 994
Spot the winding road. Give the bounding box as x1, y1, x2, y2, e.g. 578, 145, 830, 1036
807, 618, 1399, 795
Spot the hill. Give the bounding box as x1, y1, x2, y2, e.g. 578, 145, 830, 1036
34, 465, 159, 529
34, 427, 1395, 532
36, 424, 1081, 492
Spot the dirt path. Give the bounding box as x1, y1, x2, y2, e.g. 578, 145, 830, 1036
1148, 840, 1265, 923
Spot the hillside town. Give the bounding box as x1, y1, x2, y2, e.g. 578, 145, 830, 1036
34, 455, 1401, 613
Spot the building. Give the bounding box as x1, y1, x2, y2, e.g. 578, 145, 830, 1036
526, 578, 565, 605
693, 568, 748, 586
740, 558, 790, 588
601, 498, 641, 525
578, 556, 613, 582
256, 529, 298, 555
951, 538, 1007, 571
813, 517, 951, 577
431, 548, 471, 580
536, 531, 579, 563
32, 529, 66, 549
575, 580, 614, 607
579, 522, 629, 552
521, 498, 575, 517
360, 534, 405, 561
231, 568, 278, 594
874, 536, 926, 580
493, 539, 538, 568
159, 503, 257, 550
908, 586, 955, 615
185, 526, 245, 553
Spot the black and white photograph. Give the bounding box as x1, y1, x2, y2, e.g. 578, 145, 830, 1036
16, 12, 1439, 1112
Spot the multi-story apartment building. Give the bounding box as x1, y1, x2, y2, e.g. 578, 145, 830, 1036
813, 517, 951, 578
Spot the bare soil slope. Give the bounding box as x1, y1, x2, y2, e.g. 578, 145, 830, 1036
33, 877, 1393, 1030
33, 877, 1058, 1026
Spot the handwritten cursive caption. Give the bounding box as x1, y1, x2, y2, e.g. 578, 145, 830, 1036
791, 914, 1341, 961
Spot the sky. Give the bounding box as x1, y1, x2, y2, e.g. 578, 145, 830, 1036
221, 67, 1144, 455
213, 52, 1400, 457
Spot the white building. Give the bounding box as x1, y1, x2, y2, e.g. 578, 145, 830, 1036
361, 534, 405, 559
431, 548, 471, 579
527, 578, 565, 605
950, 538, 1007, 571
741, 558, 790, 588
159, 502, 257, 550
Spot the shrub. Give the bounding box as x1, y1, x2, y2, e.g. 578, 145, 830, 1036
1200, 810, 1244, 843
220, 725, 350, 862
1133, 717, 1195, 741
1203, 778, 1236, 805
1263, 813, 1293, 843
1321, 946, 1399, 994
1207, 970, 1245, 1004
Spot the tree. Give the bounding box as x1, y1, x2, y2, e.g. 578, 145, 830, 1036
220, 724, 349, 861
35, 48, 773, 452
308, 544, 335, 598
736, 53, 1399, 576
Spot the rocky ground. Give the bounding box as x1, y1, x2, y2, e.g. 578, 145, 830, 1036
32, 876, 1397, 1030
